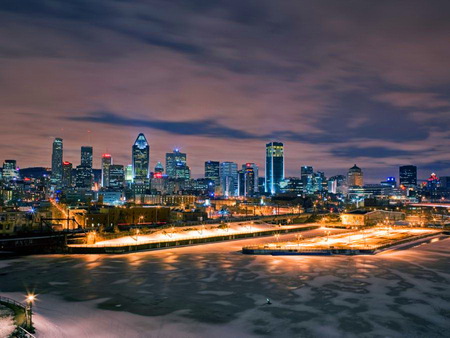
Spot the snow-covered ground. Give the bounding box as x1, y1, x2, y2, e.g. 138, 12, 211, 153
0, 305, 15, 338
1, 229, 449, 337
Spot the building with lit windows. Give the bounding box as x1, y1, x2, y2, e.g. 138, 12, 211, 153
399, 165, 417, 188
51, 138, 63, 185
62, 161, 72, 188
109, 165, 125, 190
265, 142, 284, 194
205, 161, 220, 187
347, 164, 363, 187
132, 133, 150, 180
220, 161, 238, 197
165, 149, 187, 178
101, 154, 112, 188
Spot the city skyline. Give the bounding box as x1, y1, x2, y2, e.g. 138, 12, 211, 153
1, 1, 450, 181
0, 134, 444, 183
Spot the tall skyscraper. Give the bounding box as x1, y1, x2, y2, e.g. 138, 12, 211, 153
51, 138, 63, 184
243, 163, 259, 193
205, 161, 220, 186
62, 161, 72, 188
265, 142, 284, 194
81, 146, 93, 168
220, 161, 238, 197
101, 153, 112, 188
109, 164, 125, 189
238, 166, 256, 197
399, 165, 417, 188
347, 164, 363, 187
132, 133, 150, 180
165, 149, 187, 178
301, 166, 314, 194
125, 164, 133, 183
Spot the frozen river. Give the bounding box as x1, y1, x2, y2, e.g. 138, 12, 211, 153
1, 229, 449, 337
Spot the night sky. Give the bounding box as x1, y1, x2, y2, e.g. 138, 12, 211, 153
1, 1, 450, 181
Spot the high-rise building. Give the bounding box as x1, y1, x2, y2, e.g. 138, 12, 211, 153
243, 163, 259, 193
132, 133, 150, 180
154, 162, 164, 174
75, 165, 93, 189
125, 164, 133, 182
220, 161, 238, 197
51, 138, 63, 184
399, 165, 417, 188
109, 165, 125, 190
238, 166, 255, 197
347, 164, 363, 187
280, 177, 302, 195
165, 149, 187, 178
265, 142, 284, 194
328, 175, 347, 194
2, 160, 19, 181
101, 154, 112, 188
301, 166, 314, 194
81, 146, 93, 168
205, 161, 220, 186
62, 161, 72, 188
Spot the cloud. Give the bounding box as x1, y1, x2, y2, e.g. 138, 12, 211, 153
0, 0, 450, 179
68, 111, 260, 139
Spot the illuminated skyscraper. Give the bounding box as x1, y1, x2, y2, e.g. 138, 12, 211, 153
109, 164, 125, 189
81, 146, 93, 168
205, 161, 220, 186
220, 161, 238, 197
301, 166, 314, 194
166, 149, 186, 178
125, 164, 133, 183
101, 154, 112, 188
347, 164, 363, 187
132, 133, 150, 180
62, 161, 72, 188
399, 165, 417, 188
265, 142, 284, 194
51, 138, 63, 184
243, 163, 259, 193
238, 166, 255, 197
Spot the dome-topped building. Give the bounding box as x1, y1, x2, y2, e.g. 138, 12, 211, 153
347, 164, 363, 187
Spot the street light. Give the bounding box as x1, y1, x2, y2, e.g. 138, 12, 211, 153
25, 293, 36, 329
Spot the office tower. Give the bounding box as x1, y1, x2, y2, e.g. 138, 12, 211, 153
328, 175, 347, 194
75, 165, 93, 189
101, 154, 112, 188
173, 163, 191, 180
347, 164, 363, 187
205, 161, 220, 186
238, 166, 255, 197
109, 165, 125, 189
399, 165, 417, 188
132, 133, 150, 180
265, 142, 284, 194
242, 163, 259, 193
51, 138, 63, 184
81, 146, 93, 168
2, 160, 19, 181
154, 162, 164, 174
220, 161, 238, 197
280, 177, 302, 195
301, 166, 314, 194
62, 161, 73, 188
165, 149, 187, 178
125, 164, 133, 182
